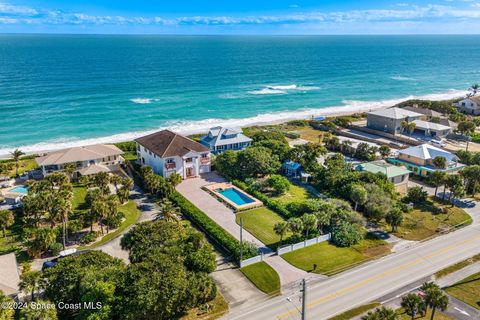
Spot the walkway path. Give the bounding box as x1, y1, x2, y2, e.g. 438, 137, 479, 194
176, 172, 316, 287
95, 186, 158, 262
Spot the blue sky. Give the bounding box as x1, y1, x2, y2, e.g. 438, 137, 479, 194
1, 0, 480, 34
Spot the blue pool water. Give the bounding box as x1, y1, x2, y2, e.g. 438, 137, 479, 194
219, 188, 255, 206
9, 186, 28, 194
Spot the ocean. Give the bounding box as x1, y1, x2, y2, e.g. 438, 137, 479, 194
1, 34, 479, 156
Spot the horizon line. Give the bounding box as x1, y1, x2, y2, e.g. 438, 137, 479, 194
2, 32, 480, 36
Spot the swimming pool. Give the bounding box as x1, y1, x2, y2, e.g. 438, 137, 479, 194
9, 185, 28, 194
218, 188, 255, 206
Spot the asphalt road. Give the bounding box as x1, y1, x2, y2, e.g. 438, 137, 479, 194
225, 219, 480, 320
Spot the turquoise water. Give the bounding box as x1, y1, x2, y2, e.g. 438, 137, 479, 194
9, 186, 28, 194
219, 188, 255, 206
1, 35, 479, 155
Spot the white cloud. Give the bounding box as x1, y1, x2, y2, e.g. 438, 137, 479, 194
1, 1, 480, 31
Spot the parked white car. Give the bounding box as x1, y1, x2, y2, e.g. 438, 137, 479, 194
430, 139, 446, 147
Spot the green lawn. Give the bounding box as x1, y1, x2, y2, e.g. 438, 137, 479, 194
73, 185, 88, 213
328, 303, 380, 320
240, 261, 281, 295
271, 184, 313, 204
383, 200, 472, 241
79, 200, 141, 249
282, 239, 391, 276
446, 272, 480, 310
0, 209, 30, 262
236, 207, 291, 247
1, 157, 38, 177
435, 254, 480, 278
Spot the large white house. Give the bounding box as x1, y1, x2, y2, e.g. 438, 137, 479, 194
200, 126, 252, 154
457, 96, 480, 115
35, 144, 124, 177
135, 130, 211, 179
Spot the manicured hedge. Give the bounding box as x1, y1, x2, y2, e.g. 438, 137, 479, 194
170, 191, 243, 258
232, 180, 292, 219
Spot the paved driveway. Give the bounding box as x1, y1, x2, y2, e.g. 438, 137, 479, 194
177, 172, 316, 287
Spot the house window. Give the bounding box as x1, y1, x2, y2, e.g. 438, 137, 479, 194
144, 147, 147, 152
186, 158, 193, 163
166, 158, 174, 164
149, 151, 152, 156
462, 102, 466, 107
201, 153, 208, 158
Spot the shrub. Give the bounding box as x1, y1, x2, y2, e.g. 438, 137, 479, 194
331, 222, 364, 247
49, 243, 63, 256
286, 119, 309, 127
284, 131, 301, 139
267, 174, 291, 195
404, 186, 428, 203
81, 231, 99, 244
106, 211, 125, 229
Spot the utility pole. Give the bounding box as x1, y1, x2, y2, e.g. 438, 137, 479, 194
301, 278, 307, 320
239, 217, 243, 264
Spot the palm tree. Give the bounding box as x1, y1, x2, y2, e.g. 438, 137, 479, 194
301, 214, 317, 239
167, 172, 182, 188
470, 83, 479, 96
421, 282, 449, 320
273, 221, 288, 242
0, 290, 14, 319
287, 217, 304, 236
379, 145, 391, 159
10, 148, 25, 177
408, 122, 416, 137
0, 210, 14, 237
63, 163, 77, 182
91, 200, 108, 234
429, 171, 447, 197
19, 263, 44, 301
157, 199, 180, 222
109, 174, 122, 192
401, 293, 425, 320
432, 156, 447, 170
122, 177, 134, 190
58, 198, 72, 249
401, 120, 408, 135
105, 195, 120, 233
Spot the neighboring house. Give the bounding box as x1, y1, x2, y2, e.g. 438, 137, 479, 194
356, 160, 411, 193
402, 105, 442, 121
388, 144, 465, 177
0, 253, 20, 297
200, 126, 252, 154
35, 144, 124, 178
457, 96, 480, 115
366, 108, 423, 134
135, 130, 211, 179
283, 161, 311, 182
410, 120, 452, 138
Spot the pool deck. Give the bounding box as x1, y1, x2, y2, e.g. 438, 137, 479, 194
204, 182, 262, 211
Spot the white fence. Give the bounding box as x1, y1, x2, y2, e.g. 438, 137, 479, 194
277, 234, 331, 255
240, 252, 264, 268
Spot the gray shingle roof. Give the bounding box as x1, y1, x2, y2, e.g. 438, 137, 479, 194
368, 107, 423, 120
399, 144, 457, 162
36, 144, 123, 166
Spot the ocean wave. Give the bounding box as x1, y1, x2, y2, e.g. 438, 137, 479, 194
248, 84, 320, 95
130, 98, 157, 104
248, 88, 287, 95
390, 76, 415, 81
0, 89, 467, 157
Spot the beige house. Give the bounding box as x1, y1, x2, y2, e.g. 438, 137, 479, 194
36, 144, 124, 177
388, 144, 465, 177
0, 253, 20, 297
